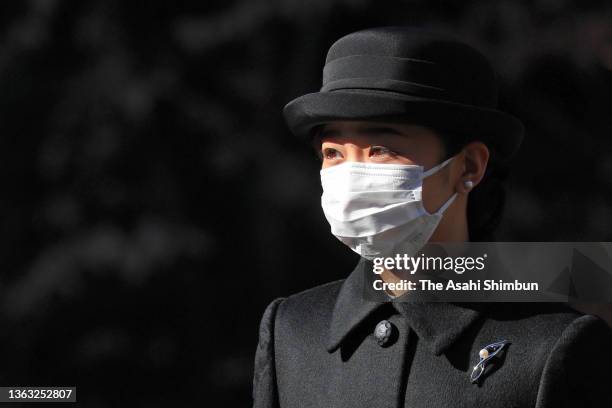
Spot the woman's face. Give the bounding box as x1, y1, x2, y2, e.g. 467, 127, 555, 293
318, 120, 457, 214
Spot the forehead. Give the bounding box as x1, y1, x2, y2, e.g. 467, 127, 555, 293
317, 120, 443, 145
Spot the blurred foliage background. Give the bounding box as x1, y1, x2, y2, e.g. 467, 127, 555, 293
0, 0, 611, 406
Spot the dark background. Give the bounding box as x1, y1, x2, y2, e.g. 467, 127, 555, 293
0, 0, 611, 406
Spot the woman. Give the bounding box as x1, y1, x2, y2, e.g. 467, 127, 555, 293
253, 27, 612, 408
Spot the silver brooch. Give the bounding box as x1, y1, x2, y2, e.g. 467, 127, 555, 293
374, 320, 393, 346
470, 340, 510, 384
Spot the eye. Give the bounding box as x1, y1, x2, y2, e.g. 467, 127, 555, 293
322, 147, 343, 161
370, 145, 397, 159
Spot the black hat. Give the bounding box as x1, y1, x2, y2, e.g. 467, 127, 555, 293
283, 27, 524, 160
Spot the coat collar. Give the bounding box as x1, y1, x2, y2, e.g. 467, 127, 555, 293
326, 258, 482, 356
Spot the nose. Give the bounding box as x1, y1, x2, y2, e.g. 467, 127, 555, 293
343, 144, 368, 162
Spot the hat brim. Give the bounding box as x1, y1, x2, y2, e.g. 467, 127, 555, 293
283, 90, 524, 161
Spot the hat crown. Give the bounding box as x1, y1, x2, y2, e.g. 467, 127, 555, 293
322, 27, 499, 108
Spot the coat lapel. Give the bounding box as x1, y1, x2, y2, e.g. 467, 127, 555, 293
323, 259, 484, 407
327, 258, 483, 357
393, 300, 482, 356
325, 259, 411, 408
326, 258, 383, 353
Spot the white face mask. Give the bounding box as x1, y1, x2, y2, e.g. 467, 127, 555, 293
320, 157, 456, 259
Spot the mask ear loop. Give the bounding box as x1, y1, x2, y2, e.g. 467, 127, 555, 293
434, 192, 457, 216
421, 156, 457, 216
422, 156, 455, 178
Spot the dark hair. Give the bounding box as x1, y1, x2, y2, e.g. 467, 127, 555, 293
437, 130, 507, 241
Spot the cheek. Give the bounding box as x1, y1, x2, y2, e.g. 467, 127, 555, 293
421, 176, 449, 214
387, 156, 417, 165
421, 179, 437, 213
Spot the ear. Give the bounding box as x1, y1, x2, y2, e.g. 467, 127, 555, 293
455, 141, 489, 194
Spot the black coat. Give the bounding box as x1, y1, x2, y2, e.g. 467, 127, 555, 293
253, 259, 612, 408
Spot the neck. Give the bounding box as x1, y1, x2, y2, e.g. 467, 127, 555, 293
429, 204, 469, 242
381, 198, 469, 297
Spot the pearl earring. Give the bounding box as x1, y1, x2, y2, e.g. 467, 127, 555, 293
464, 180, 474, 190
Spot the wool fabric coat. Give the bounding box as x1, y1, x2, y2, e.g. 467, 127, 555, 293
253, 259, 612, 408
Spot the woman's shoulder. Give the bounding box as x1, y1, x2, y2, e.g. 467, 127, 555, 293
479, 302, 604, 333
267, 279, 345, 326
473, 303, 611, 385
475, 302, 608, 347
255, 279, 346, 359
492, 305, 612, 406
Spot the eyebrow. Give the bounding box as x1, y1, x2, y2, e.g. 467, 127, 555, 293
319, 126, 405, 139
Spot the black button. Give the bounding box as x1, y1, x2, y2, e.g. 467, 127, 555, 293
374, 320, 395, 346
